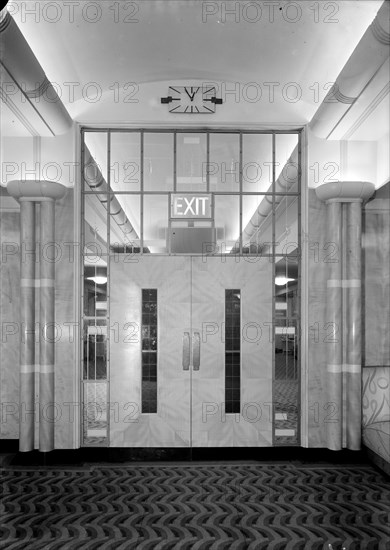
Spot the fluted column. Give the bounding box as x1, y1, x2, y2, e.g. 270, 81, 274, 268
7, 180, 67, 452
325, 201, 343, 450
19, 200, 36, 452
345, 201, 362, 449
39, 200, 56, 451
316, 181, 375, 450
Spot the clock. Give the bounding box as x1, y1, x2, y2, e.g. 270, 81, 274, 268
161, 86, 222, 114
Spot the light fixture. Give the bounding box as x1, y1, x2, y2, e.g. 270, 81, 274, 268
275, 276, 295, 286
87, 276, 107, 285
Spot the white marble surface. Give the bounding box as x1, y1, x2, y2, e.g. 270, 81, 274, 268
0, 211, 21, 439
307, 189, 328, 447
53, 190, 76, 449
109, 255, 273, 448
110, 256, 191, 447
363, 184, 390, 367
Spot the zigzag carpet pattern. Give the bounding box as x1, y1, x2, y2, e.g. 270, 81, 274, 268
1, 462, 389, 549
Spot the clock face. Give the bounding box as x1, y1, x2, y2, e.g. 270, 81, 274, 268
168, 86, 217, 114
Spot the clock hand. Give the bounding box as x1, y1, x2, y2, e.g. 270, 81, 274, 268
185, 87, 200, 102
185, 88, 194, 101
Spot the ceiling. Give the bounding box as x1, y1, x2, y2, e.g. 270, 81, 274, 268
6, 0, 383, 125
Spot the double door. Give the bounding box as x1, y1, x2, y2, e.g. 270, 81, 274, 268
110, 255, 272, 447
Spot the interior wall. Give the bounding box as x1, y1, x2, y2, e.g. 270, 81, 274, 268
306, 129, 386, 190
1, 136, 35, 185
306, 180, 390, 448
0, 199, 20, 439
307, 189, 327, 447
363, 181, 390, 367
53, 188, 76, 449
344, 140, 378, 185
0, 128, 77, 447
1, 129, 75, 188
377, 133, 390, 188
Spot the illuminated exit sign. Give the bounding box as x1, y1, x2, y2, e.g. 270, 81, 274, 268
171, 194, 212, 219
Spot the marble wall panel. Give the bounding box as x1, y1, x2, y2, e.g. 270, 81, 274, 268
0, 211, 21, 438
0, 189, 76, 448
307, 189, 328, 447
54, 189, 76, 449
363, 183, 390, 367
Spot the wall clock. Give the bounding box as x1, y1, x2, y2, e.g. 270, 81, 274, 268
161, 86, 222, 114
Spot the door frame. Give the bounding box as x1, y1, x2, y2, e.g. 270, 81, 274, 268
78, 124, 305, 449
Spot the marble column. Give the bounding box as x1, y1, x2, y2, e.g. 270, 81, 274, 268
325, 200, 343, 450
39, 199, 56, 451
316, 181, 375, 451
7, 180, 67, 452
345, 201, 362, 450
19, 200, 36, 452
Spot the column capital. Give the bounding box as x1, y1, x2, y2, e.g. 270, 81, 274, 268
7, 180, 67, 202
315, 181, 375, 204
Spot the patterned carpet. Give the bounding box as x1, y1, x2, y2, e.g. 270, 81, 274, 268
1, 461, 389, 549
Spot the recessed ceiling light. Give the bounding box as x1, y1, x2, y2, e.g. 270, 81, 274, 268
275, 277, 295, 286
87, 276, 107, 285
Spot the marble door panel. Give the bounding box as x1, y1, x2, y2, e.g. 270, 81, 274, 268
191, 257, 273, 447
110, 256, 191, 447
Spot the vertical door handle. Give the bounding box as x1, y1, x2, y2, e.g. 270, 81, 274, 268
193, 331, 201, 371
182, 332, 190, 371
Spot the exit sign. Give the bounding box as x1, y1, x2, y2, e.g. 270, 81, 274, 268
171, 194, 212, 219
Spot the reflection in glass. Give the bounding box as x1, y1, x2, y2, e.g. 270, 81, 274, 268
274, 195, 299, 256
214, 195, 240, 253
242, 134, 272, 193
225, 290, 241, 414
144, 133, 174, 191
83, 320, 107, 380
83, 264, 107, 318
176, 133, 207, 191
209, 133, 240, 192
109, 194, 141, 252
83, 192, 108, 255
142, 289, 157, 413
110, 132, 141, 192
275, 254, 298, 319
275, 133, 299, 192
274, 320, 299, 445
143, 195, 168, 253
84, 132, 108, 191
83, 381, 108, 445
241, 195, 268, 254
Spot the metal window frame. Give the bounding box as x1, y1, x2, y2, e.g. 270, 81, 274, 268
80, 126, 303, 448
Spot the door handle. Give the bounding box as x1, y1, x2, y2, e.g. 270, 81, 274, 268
182, 332, 190, 371
193, 331, 201, 371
